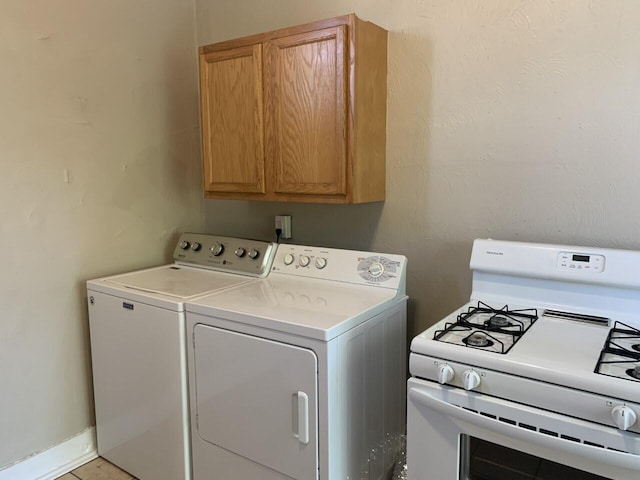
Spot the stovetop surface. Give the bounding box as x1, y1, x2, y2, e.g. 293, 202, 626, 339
411, 300, 640, 402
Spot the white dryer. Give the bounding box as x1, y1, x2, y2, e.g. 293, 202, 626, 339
86, 234, 277, 480
186, 244, 408, 480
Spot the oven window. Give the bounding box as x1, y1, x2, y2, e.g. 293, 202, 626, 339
460, 435, 611, 480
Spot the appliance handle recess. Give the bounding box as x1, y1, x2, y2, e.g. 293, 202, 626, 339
409, 387, 640, 471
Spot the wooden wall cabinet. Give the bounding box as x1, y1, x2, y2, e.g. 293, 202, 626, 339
199, 14, 387, 204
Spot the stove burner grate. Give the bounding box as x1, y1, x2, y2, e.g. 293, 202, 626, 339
433, 302, 538, 354
594, 321, 640, 382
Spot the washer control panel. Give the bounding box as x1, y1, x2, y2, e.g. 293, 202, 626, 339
173, 233, 276, 277
272, 244, 406, 291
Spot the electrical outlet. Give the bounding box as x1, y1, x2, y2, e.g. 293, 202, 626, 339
275, 215, 292, 239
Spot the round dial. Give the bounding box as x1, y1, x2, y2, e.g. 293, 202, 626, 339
235, 247, 246, 258
179, 240, 190, 250
191, 242, 201, 252
437, 364, 454, 385
210, 243, 224, 256
611, 405, 637, 431
248, 249, 260, 260
299, 255, 310, 267
368, 262, 385, 278
284, 253, 295, 265
315, 257, 327, 269
462, 370, 481, 391
358, 256, 398, 283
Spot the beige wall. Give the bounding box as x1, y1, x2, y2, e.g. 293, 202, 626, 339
198, 0, 640, 337
3, 0, 640, 471
0, 0, 203, 469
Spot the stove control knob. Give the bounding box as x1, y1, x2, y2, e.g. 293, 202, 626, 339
462, 370, 481, 391
299, 255, 310, 267
235, 247, 246, 258
248, 249, 260, 260
611, 405, 637, 431
211, 243, 224, 256
179, 240, 190, 250
437, 364, 455, 385
284, 253, 295, 265
191, 242, 201, 252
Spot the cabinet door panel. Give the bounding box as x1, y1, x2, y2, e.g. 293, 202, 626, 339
265, 26, 347, 195
200, 45, 265, 193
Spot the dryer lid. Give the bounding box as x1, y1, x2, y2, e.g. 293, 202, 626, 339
187, 274, 402, 340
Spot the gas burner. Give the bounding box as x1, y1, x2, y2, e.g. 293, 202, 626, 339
595, 321, 640, 382
464, 332, 493, 348
433, 302, 538, 354
626, 366, 640, 380
486, 315, 511, 328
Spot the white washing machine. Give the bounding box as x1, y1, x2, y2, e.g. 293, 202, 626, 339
186, 244, 408, 480
86, 233, 277, 480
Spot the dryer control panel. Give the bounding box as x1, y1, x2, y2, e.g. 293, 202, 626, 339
174, 233, 277, 278
272, 244, 407, 292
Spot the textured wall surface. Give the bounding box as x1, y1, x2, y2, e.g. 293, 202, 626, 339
199, 0, 640, 336
0, 0, 203, 468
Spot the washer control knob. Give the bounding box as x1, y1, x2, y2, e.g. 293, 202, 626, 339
248, 249, 260, 260
179, 240, 190, 250
462, 370, 481, 391
211, 243, 224, 256
437, 364, 455, 385
284, 253, 295, 265
299, 255, 311, 267
235, 247, 246, 258
315, 257, 327, 269
611, 405, 637, 431
191, 242, 201, 252
368, 262, 385, 278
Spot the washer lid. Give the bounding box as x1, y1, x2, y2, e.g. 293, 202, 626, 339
186, 274, 403, 340
104, 265, 253, 299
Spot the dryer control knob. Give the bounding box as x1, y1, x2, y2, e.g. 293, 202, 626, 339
248, 249, 260, 260
191, 242, 201, 252
284, 253, 295, 265
462, 370, 481, 391
179, 240, 190, 250
368, 262, 385, 278
211, 243, 224, 256
611, 405, 637, 431
437, 364, 455, 385
299, 255, 310, 267
315, 257, 327, 269
235, 247, 246, 258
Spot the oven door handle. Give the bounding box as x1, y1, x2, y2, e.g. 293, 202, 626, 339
409, 387, 640, 471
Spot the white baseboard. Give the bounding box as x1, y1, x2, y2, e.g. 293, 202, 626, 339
0, 427, 98, 480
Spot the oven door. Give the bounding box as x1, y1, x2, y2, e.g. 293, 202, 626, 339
407, 378, 640, 480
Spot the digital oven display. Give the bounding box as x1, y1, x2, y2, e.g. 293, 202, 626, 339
572, 254, 590, 262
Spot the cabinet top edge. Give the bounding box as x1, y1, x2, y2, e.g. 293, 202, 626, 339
199, 13, 370, 54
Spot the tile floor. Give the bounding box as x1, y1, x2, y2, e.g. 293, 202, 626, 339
56, 457, 137, 480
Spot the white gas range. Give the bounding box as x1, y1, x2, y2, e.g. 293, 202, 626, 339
408, 239, 640, 480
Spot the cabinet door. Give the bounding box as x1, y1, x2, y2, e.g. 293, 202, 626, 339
200, 45, 265, 193
265, 26, 347, 196
193, 325, 319, 480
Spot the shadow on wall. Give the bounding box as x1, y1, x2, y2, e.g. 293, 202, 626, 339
204, 200, 386, 251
